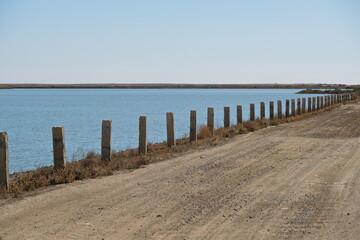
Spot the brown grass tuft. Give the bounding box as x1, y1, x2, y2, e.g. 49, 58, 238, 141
198, 125, 212, 139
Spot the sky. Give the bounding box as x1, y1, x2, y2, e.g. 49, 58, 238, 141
0, 0, 359, 85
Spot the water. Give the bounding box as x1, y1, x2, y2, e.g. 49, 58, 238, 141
0, 88, 322, 173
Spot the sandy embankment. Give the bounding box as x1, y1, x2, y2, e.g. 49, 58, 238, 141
0, 103, 359, 240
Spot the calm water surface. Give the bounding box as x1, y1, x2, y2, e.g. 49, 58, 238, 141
0, 88, 321, 173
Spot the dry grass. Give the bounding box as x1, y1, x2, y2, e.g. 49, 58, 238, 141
0, 100, 357, 198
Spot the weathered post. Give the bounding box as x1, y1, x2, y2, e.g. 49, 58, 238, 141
207, 107, 214, 133
269, 101, 274, 120
317, 96, 320, 110
166, 112, 176, 147
224, 107, 230, 128
0, 132, 9, 190
291, 99, 295, 116
277, 100, 282, 119
260, 102, 265, 119
302, 98, 306, 113
190, 110, 197, 142
237, 105, 242, 124
297, 98, 301, 115
250, 104, 255, 121
101, 120, 112, 161
308, 97, 312, 112
312, 97, 316, 111
321, 96, 324, 109
52, 126, 66, 168
286, 100, 290, 118
139, 116, 147, 154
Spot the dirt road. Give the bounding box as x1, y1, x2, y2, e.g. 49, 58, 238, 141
1, 103, 359, 240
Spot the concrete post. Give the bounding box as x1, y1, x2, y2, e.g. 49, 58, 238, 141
317, 96, 320, 110
308, 97, 312, 112
277, 100, 282, 119
224, 107, 230, 128
312, 97, 316, 111
52, 126, 66, 168
0, 132, 9, 190
302, 98, 306, 113
166, 112, 176, 147
291, 99, 295, 116
297, 98, 301, 115
207, 107, 214, 133
286, 100, 290, 118
237, 105, 242, 124
260, 102, 265, 120
250, 104, 255, 121
190, 110, 197, 142
101, 120, 112, 161
269, 101, 274, 120
139, 116, 147, 154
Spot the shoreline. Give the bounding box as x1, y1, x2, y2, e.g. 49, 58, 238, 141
1, 83, 359, 89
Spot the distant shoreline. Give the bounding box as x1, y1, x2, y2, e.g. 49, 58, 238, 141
0, 83, 359, 89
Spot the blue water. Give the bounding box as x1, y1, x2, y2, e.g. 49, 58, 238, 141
0, 88, 322, 173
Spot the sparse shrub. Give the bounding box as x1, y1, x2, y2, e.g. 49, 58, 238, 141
243, 122, 256, 132
198, 125, 212, 139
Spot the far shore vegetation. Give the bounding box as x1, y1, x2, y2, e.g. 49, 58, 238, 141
0, 98, 358, 199
296, 88, 360, 95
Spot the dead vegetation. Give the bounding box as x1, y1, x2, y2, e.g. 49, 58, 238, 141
0, 100, 357, 198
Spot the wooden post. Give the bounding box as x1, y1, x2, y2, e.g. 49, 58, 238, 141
308, 97, 311, 112
139, 116, 147, 154
237, 105, 242, 124
190, 110, 197, 142
52, 126, 66, 168
286, 100, 290, 118
277, 100, 282, 119
101, 120, 112, 161
302, 98, 306, 113
297, 98, 301, 115
250, 104, 255, 121
324, 96, 327, 107
291, 99, 295, 116
260, 102, 265, 120
317, 96, 320, 110
269, 101, 274, 120
224, 107, 230, 128
321, 96, 324, 109
166, 112, 176, 147
312, 97, 316, 111
0, 132, 9, 190
207, 107, 214, 133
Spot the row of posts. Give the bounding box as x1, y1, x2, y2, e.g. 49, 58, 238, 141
0, 93, 357, 190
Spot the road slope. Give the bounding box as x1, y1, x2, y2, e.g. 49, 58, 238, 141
1, 103, 359, 240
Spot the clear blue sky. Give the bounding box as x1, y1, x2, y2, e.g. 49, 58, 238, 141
0, 0, 359, 84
